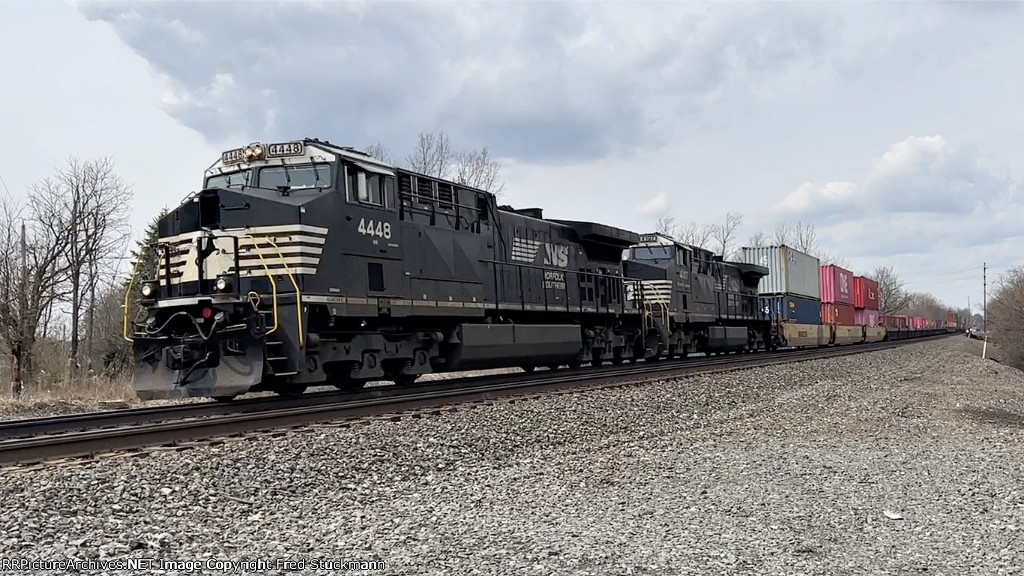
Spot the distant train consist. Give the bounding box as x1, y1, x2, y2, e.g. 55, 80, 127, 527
125, 139, 954, 401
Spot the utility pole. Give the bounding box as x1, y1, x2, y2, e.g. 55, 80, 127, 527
11, 221, 25, 397
982, 262, 987, 333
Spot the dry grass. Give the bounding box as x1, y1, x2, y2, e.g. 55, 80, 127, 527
957, 335, 1010, 366
0, 375, 144, 420
0, 366, 535, 420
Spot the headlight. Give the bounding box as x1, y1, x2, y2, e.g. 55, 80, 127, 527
215, 277, 230, 292
141, 283, 155, 298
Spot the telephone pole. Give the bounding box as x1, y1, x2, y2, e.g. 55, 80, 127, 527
982, 262, 987, 333
11, 221, 25, 397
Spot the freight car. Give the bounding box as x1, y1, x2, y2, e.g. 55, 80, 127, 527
124, 139, 951, 401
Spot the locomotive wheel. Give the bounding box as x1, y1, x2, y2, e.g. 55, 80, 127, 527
212, 395, 237, 403
332, 378, 365, 391
568, 358, 582, 370
393, 374, 418, 387
273, 385, 308, 398
521, 366, 536, 373
547, 364, 561, 371
591, 351, 603, 367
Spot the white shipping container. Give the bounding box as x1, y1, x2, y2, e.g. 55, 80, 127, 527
740, 245, 821, 299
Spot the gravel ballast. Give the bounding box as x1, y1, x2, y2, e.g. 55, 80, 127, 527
2, 336, 1022, 575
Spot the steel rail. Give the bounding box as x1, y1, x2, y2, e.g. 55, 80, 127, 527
0, 335, 952, 465
0, 335, 933, 440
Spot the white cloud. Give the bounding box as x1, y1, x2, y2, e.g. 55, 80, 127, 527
79, 1, 836, 162
636, 190, 670, 216
0, 0, 1017, 315
0, 2, 222, 253
768, 134, 1024, 308
775, 135, 1018, 222
775, 180, 856, 214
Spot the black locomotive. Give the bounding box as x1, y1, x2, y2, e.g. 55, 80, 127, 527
127, 139, 774, 400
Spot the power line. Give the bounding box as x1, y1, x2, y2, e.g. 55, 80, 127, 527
902, 268, 981, 288
929, 265, 983, 278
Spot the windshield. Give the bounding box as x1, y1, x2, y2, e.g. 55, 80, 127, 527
260, 163, 331, 190
206, 169, 252, 189
631, 245, 674, 261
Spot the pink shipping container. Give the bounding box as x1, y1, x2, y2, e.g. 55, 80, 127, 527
820, 265, 855, 306
822, 302, 856, 326
853, 276, 879, 310
855, 309, 880, 326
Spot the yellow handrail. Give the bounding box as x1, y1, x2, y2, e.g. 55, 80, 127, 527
247, 236, 279, 337
122, 245, 148, 342
265, 236, 305, 348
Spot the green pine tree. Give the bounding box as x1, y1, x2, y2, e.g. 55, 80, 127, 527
123, 208, 169, 337
131, 207, 168, 283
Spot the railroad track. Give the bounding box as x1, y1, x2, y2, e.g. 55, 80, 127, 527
0, 335, 953, 467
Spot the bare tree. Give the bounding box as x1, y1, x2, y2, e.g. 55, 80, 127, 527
816, 250, 852, 269
870, 265, 913, 316
677, 220, 715, 250
989, 266, 1024, 369
711, 212, 744, 257
452, 147, 506, 196
772, 222, 792, 246
655, 216, 677, 238
57, 157, 133, 375
766, 220, 850, 267
364, 143, 393, 164
85, 274, 136, 378
0, 191, 73, 394
792, 221, 817, 254
746, 231, 768, 248
902, 291, 949, 322
406, 131, 453, 178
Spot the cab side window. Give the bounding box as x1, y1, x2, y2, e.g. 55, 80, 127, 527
347, 166, 385, 207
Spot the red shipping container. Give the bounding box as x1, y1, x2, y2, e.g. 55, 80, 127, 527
820, 265, 855, 306
886, 315, 909, 329
822, 302, 856, 326
855, 309, 880, 326
853, 276, 879, 310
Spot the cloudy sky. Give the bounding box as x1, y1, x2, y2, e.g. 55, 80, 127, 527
1, 0, 1021, 312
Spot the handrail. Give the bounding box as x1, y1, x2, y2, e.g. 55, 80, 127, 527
122, 245, 148, 342
265, 236, 305, 348
246, 236, 280, 337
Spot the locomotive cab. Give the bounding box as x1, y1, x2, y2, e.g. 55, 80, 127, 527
128, 140, 347, 400
623, 233, 772, 357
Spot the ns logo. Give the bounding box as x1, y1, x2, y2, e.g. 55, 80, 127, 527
544, 244, 570, 268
